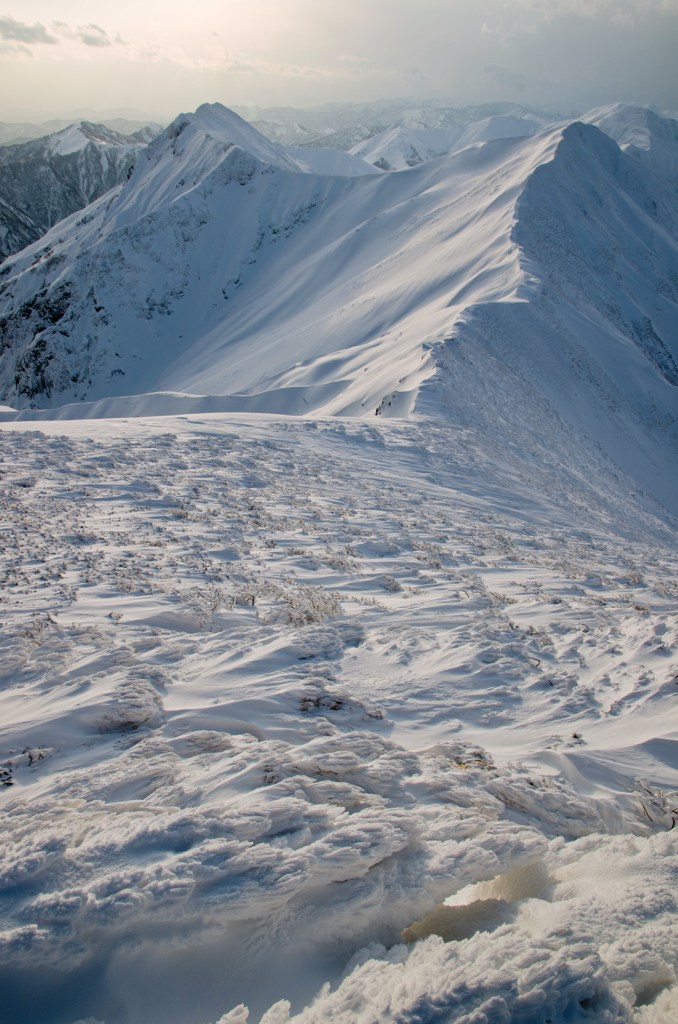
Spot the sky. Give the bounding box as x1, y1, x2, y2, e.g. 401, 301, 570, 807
2, 1, 677, 123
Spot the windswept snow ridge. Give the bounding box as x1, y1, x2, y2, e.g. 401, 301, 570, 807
349, 115, 541, 171
0, 103, 676, 514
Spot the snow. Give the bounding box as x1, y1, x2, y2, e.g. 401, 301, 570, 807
349, 124, 465, 170
350, 115, 542, 171
0, 121, 148, 260
1, 106, 676, 520
285, 145, 379, 177
0, 412, 677, 1024
582, 104, 678, 185
0, 116, 542, 412
46, 123, 98, 156
44, 122, 138, 157
0, 100, 677, 1023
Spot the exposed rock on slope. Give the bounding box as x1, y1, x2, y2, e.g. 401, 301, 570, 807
0, 121, 152, 260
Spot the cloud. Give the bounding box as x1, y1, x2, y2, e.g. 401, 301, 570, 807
77, 24, 112, 48
0, 16, 124, 54
222, 57, 335, 80
406, 66, 427, 87
1, 0, 677, 114
152, 44, 372, 83
0, 16, 56, 45
0, 41, 32, 57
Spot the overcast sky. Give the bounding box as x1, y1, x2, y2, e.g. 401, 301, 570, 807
2, 1, 677, 122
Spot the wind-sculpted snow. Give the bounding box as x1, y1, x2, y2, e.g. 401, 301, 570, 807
0, 415, 677, 1023
251, 830, 678, 1023
417, 119, 678, 515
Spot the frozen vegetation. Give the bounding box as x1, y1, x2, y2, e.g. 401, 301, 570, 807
0, 100, 676, 1023
0, 415, 677, 1023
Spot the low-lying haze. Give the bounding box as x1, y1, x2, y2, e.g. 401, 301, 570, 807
2, 1, 677, 121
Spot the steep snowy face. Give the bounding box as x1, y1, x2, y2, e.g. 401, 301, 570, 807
0, 109, 542, 415
418, 119, 678, 514
42, 121, 142, 156
583, 103, 678, 186
349, 125, 465, 170
0, 122, 150, 260
517, 121, 678, 390
93, 104, 377, 234
102, 104, 301, 231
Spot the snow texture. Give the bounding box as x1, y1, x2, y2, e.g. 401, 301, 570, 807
0, 414, 677, 1024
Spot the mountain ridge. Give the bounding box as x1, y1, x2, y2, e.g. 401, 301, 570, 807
0, 103, 676, 516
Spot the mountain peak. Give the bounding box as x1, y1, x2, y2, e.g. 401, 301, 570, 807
45, 120, 136, 156
162, 102, 299, 172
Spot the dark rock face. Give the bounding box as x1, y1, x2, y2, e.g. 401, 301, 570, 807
0, 122, 151, 261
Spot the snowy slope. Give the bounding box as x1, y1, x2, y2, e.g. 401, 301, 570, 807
583, 103, 678, 186
1, 99, 678, 1024
239, 98, 554, 149
38, 121, 142, 156
349, 124, 464, 170
0, 106, 538, 412
416, 120, 678, 515
0, 412, 676, 1024
350, 115, 541, 171
0, 117, 163, 147
0, 121, 151, 260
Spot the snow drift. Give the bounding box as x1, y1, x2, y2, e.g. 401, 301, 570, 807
0, 414, 677, 1024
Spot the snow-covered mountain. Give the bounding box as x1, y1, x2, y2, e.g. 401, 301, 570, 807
349, 115, 542, 170
241, 97, 556, 149
0, 102, 676, 516
0, 116, 163, 147
0, 121, 157, 260
583, 102, 678, 186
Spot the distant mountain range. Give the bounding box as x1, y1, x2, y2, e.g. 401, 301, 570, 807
0, 121, 162, 261
348, 115, 543, 170
0, 101, 676, 515
0, 117, 163, 147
